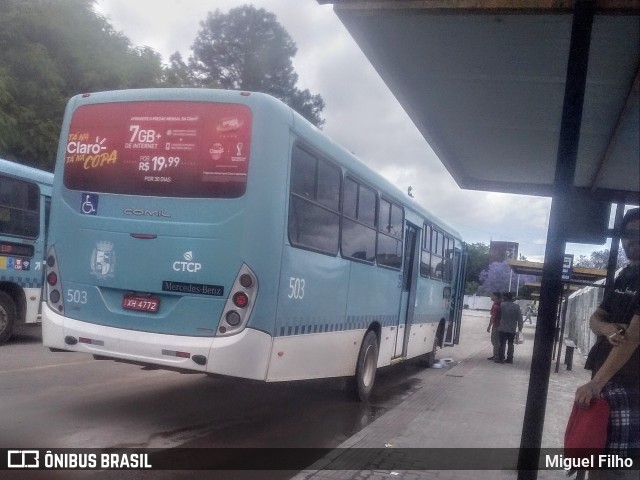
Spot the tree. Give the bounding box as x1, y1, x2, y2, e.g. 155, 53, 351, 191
187, 5, 325, 127
0, 0, 164, 169
162, 52, 198, 87
464, 280, 480, 296
478, 261, 536, 297
464, 242, 490, 294
0, 68, 17, 151
574, 248, 629, 270
478, 262, 512, 296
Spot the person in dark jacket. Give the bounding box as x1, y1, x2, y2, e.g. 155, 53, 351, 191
496, 291, 522, 364
575, 207, 639, 479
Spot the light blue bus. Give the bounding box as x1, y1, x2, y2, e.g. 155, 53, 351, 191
43, 89, 466, 400
0, 158, 53, 344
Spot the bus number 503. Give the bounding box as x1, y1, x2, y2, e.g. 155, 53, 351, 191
67, 289, 88, 304
288, 277, 305, 300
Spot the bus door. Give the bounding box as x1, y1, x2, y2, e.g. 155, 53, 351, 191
394, 223, 420, 357
444, 248, 468, 346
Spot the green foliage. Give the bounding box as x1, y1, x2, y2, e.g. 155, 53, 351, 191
464, 280, 480, 295
0, 2, 326, 168
162, 52, 198, 87
463, 242, 490, 294
0, 68, 17, 151
462, 241, 628, 299
0, 0, 164, 169
187, 5, 325, 127
574, 248, 628, 270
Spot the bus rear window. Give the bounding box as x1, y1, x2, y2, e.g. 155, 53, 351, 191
63, 101, 252, 198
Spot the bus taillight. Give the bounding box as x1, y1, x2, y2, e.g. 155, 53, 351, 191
225, 311, 241, 327
233, 292, 249, 308
45, 247, 64, 313
49, 290, 61, 304
218, 264, 258, 337
239, 274, 253, 288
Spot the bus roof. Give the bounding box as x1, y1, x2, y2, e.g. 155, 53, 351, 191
62, 88, 461, 241
0, 157, 54, 187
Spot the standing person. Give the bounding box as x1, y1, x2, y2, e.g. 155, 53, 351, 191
496, 291, 523, 364
575, 311, 638, 480
524, 304, 533, 324
486, 291, 502, 360
576, 207, 639, 478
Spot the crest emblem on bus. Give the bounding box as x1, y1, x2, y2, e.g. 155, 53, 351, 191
91, 241, 115, 278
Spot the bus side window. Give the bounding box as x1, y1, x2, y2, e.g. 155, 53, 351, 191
290, 146, 316, 199
377, 198, 403, 269
341, 177, 377, 263
316, 160, 340, 211
420, 224, 432, 277
288, 144, 340, 255
430, 228, 443, 280
444, 236, 455, 283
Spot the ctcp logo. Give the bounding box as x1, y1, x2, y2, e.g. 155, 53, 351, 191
172, 251, 202, 273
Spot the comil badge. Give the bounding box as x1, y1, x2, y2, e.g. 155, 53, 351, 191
91, 241, 116, 278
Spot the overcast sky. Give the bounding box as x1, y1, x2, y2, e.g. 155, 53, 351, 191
94, 0, 615, 263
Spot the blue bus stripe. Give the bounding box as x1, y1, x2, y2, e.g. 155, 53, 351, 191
274, 313, 408, 337
0, 275, 41, 288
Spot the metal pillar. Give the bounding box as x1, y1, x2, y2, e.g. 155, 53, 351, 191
605, 204, 625, 296
554, 286, 570, 373
517, 1, 595, 478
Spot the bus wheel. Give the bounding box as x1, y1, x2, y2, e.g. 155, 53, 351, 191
423, 335, 439, 368
0, 291, 17, 345
353, 330, 379, 402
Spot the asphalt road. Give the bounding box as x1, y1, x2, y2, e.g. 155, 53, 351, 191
1, 321, 448, 479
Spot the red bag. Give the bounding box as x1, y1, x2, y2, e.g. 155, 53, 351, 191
564, 397, 609, 450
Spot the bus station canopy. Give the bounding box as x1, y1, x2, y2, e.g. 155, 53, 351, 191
318, 2, 639, 477
508, 259, 607, 296
508, 259, 606, 284
319, 0, 639, 204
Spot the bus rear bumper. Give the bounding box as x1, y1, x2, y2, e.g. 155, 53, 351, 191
42, 303, 272, 380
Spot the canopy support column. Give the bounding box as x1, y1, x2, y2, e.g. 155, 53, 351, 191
517, 1, 595, 478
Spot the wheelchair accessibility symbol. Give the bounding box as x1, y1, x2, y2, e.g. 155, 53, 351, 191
81, 193, 99, 215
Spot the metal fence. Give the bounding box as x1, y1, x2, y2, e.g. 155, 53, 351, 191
564, 278, 606, 355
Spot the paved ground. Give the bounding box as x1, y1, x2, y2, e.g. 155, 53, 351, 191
290, 310, 593, 480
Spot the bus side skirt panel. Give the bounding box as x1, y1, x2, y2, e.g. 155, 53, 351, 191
406, 322, 439, 359
266, 330, 363, 381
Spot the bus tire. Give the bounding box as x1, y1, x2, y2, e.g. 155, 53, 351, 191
0, 291, 17, 345
353, 330, 379, 402
423, 322, 444, 368
423, 335, 439, 368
